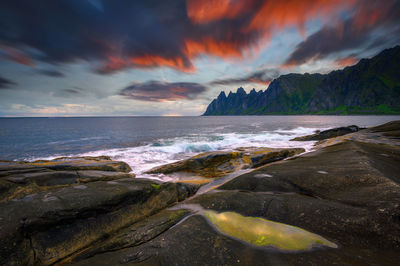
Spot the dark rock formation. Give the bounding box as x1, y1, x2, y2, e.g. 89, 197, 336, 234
0, 156, 134, 202
145, 147, 304, 178
0, 156, 199, 265
75, 121, 400, 265
291, 125, 360, 141
2, 122, 400, 265
204, 45, 400, 115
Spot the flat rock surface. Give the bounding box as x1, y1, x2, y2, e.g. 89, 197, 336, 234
0, 156, 135, 203
146, 147, 305, 178
291, 125, 360, 141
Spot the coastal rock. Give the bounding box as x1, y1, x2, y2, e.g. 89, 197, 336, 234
0, 156, 135, 202
0, 156, 132, 173
368, 120, 400, 138
0, 156, 200, 265
68, 208, 191, 263
0, 178, 199, 265
290, 125, 360, 141
2, 122, 400, 265
76, 121, 400, 265
145, 147, 304, 178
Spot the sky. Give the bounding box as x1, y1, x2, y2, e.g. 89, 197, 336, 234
0, 0, 400, 117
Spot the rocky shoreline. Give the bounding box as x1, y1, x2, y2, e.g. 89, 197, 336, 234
1, 121, 400, 265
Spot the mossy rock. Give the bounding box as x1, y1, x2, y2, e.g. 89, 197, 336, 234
146, 148, 304, 178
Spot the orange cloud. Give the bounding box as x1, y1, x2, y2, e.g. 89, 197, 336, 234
131, 55, 195, 73
246, 0, 355, 34
183, 0, 357, 69
187, 0, 356, 37
249, 78, 272, 87
97, 0, 366, 74
100, 54, 195, 74
1, 45, 34, 66
186, 0, 250, 24
335, 55, 358, 67
283, 0, 400, 68
98, 0, 360, 74
184, 38, 243, 58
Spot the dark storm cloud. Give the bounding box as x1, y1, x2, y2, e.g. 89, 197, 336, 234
284, 0, 400, 66
209, 69, 280, 86
0, 0, 359, 74
37, 70, 65, 78
0, 76, 16, 89
119, 81, 208, 102
0, 0, 259, 73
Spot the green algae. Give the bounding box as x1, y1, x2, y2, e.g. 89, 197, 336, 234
204, 210, 337, 251
151, 184, 161, 190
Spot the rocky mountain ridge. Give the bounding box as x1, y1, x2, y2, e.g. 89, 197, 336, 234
204, 45, 400, 115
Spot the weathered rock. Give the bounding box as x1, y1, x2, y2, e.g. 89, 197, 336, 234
75, 121, 400, 265
3, 123, 400, 265
0, 172, 199, 265
76, 197, 399, 265
291, 125, 360, 141
146, 147, 304, 178
0, 156, 132, 173
368, 120, 400, 138
67, 208, 190, 264
0, 157, 135, 203
369, 120, 400, 133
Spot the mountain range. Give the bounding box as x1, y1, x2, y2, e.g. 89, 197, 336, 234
203, 46, 400, 115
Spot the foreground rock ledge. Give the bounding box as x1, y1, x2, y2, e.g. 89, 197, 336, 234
0, 156, 199, 265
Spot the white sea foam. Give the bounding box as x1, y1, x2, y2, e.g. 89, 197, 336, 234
29, 127, 319, 181
76, 127, 318, 179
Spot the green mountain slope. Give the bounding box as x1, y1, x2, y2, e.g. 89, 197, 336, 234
203, 45, 400, 115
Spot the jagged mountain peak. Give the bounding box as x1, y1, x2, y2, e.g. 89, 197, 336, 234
203, 45, 400, 115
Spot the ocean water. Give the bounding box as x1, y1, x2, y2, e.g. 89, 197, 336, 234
1, 116, 399, 180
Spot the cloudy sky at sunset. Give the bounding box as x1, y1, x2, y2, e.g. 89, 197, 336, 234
1, 0, 399, 116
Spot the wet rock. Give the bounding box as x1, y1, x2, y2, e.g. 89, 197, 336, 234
76, 199, 399, 265
68, 208, 190, 263
2, 122, 400, 265
369, 120, 400, 133
291, 125, 360, 141
146, 148, 304, 178
74, 121, 400, 265
368, 120, 400, 138
0, 156, 132, 173
0, 157, 135, 203
0, 156, 199, 265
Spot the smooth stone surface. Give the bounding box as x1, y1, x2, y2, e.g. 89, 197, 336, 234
291, 125, 360, 141
0, 157, 135, 203
0, 170, 199, 265
146, 147, 304, 178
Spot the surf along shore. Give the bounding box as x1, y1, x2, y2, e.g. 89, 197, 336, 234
1, 121, 400, 265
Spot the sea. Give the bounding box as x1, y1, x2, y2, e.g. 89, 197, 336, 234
1, 116, 399, 181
